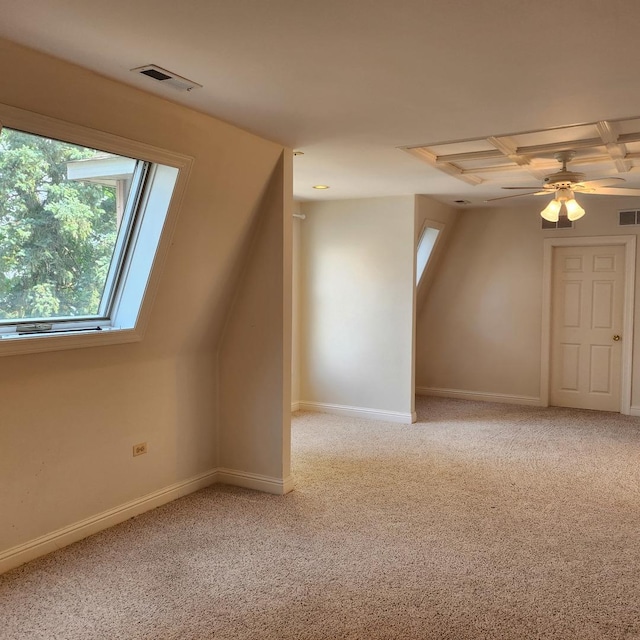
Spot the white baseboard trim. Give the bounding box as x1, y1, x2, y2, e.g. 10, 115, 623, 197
217, 468, 294, 495
291, 401, 301, 412
628, 406, 640, 417
0, 469, 219, 576
1, 465, 297, 575
416, 386, 543, 407
298, 400, 415, 424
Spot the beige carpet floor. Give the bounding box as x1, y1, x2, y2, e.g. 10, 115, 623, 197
2, 397, 640, 639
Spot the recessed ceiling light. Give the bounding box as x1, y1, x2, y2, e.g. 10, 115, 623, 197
313, 185, 330, 190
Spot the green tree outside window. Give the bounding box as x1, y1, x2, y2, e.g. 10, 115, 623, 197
0, 129, 132, 321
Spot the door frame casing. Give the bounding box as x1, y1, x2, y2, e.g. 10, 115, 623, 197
540, 235, 636, 414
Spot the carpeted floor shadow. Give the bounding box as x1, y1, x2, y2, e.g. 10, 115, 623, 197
2, 396, 640, 639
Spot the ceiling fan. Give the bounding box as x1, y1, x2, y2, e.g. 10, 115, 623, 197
488, 150, 640, 222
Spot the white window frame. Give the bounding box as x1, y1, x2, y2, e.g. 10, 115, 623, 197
416, 220, 444, 286
0, 103, 192, 357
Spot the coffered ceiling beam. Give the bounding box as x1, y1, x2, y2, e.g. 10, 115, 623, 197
433, 149, 503, 164
404, 118, 640, 187
433, 137, 606, 164
486, 136, 529, 166
460, 164, 526, 175
617, 132, 640, 144
404, 147, 483, 185
459, 154, 615, 174
514, 138, 604, 156
596, 120, 632, 172
485, 135, 552, 180
567, 154, 613, 166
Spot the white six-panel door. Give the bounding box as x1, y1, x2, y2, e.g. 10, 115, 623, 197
550, 245, 625, 412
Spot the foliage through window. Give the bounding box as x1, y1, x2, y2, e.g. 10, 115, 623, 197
0, 127, 146, 325
0, 104, 187, 356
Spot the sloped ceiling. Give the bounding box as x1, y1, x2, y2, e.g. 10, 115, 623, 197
1, 0, 640, 207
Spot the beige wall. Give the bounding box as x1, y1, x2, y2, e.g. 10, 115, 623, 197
0, 40, 290, 556
416, 198, 640, 407
299, 196, 415, 418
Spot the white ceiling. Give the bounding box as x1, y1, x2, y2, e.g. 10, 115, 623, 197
2, 0, 640, 207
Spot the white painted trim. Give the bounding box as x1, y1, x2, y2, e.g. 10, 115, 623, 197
282, 475, 295, 494
291, 402, 301, 412
0, 465, 298, 574
540, 242, 553, 408
541, 236, 636, 415
0, 103, 192, 168
416, 386, 543, 406
0, 328, 142, 356
217, 468, 294, 495
298, 401, 415, 424
629, 406, 640, 417
0, 469, 218, 575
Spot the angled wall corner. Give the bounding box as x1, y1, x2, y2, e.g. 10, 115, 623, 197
217, 151, 293, 494
415, 203, 545, 401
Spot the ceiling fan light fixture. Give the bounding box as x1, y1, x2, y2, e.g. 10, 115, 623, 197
541, 198, 562, 222
556, 187, 574, 202
565, 197, 586, 221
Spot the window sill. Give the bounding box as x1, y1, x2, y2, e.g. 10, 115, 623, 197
0, 327, 143, 357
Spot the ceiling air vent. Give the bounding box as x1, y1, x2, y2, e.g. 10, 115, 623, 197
131, 65, 202, 92
619, 210, 640, 226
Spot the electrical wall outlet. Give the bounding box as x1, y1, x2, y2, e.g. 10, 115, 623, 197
133, 442, 147, 457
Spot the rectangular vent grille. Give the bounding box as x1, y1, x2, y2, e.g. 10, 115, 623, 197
141, 68, 171, 82
619, 210, 640, 226
130, 65, 202, 92
542, 217, 573, 230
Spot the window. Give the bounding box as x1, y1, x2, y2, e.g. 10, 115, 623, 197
0, 128, 145, 326
416, 224, 441, 284
541, 216, 573, 230
0, 104, 191, 356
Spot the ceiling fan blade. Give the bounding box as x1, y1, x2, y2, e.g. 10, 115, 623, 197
590, 187, 640, 196
501, 186, 549, 190
579, 177, 626, 189
486, 191, 549, 202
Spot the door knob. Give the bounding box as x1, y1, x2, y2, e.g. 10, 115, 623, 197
613, 335, 621, 341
